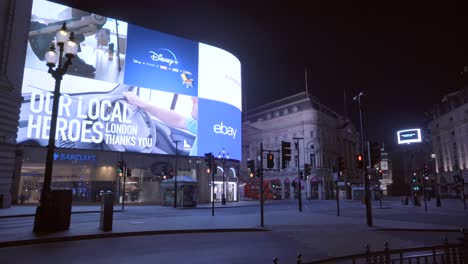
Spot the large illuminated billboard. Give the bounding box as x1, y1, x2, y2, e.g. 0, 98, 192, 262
17, 0, 242, 160
397, 128, 422, 144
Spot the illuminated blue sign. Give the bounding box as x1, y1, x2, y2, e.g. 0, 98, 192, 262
54, 152, 97, 162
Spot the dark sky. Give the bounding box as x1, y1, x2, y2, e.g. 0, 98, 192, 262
54, 0, 468, 147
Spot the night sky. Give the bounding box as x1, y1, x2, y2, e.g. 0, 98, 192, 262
54, 0, 468, 149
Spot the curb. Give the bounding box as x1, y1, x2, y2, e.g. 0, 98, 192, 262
0, 210, 125, 219
0, 204, 263, 218
373, 227, 462, 233
0, 227, 269, 248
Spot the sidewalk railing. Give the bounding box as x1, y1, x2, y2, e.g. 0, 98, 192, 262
274, 229, 468, 264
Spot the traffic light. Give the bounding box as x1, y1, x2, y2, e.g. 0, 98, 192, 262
127, 168, 132, 177
304, 163, 311, 176
378, 169, 383, 179
117, 160, 124, 176
338, 156, 345, 172
267, 153, 274, 169
356, 154, 364, 169
423, 165, 430, 177
370, 142, 381, 167
247, 160, 255, 177
161, 165, 168, 176
412, 175, 417, 183
281, 141, 291, 169
204, 153, 213, 173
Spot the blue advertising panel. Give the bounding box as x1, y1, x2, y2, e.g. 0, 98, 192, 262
197, 98, 241, 160
18, 0, 241, 160
124, 24, 198, 96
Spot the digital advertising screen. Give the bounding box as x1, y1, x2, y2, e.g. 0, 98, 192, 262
397, 128, 422, 144
17, 0, 242, 160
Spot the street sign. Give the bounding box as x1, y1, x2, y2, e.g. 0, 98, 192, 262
337, 181, 346, 187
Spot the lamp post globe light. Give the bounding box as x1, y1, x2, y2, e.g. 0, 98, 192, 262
219, 147, 229, 205
431, 153, 441, 207
34, 23, 78, 233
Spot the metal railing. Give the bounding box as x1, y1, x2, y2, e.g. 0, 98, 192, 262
274, 229, 468, 264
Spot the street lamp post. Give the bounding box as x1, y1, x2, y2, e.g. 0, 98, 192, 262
34, 23, 78, 233
431, 154, 441, 207
219, 147, 229, 205
353, 92, 373, 227
173, 140, 180, 208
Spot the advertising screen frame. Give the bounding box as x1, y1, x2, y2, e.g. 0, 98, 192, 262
18, 0, 242, 160
397, 128, 422, 144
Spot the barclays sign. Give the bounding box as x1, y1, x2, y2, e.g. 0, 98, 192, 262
54, 152, 97, 162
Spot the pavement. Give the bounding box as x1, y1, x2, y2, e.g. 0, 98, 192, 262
0, 197, 467, 262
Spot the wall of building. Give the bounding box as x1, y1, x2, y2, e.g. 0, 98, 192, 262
242, 92, 360, 200
0, 0, 33, 208
428, 88, 468, 197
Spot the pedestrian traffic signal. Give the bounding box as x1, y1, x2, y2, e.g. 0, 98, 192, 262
370, 142, 381, 167
117, 160, 124, 176
267, 153, 274, 169
281, 141, 291, 169
423, 165, 430, 176
204, 153, 213, 173
247, 160, 255, 177
304, 163, 311, 176
356, 154, 364, 169
338, 156, 345, 172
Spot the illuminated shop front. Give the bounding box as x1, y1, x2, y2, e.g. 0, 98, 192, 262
16, 146, 240, 205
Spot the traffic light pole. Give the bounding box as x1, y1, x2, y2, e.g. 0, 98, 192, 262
122, 160, 126, 212
293, 137, 303, 212
336, 180, 340, 216
260, 143, 264, 227
460, 168, 466, 210
354, 92, 373, 227
422, 167, 427, 212
212, 155, 215, 216
173, 140, 180, 208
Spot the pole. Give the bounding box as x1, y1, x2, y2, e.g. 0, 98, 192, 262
433, 157, 441, 207
422, 167, 427, 212
336, 181, 340, 216
173, 140, 180, 208
222, 159, 226, 205
460, 169, 466, 210
379, 183, 382, 209
211, 155, 215, 216
260, 143, 264, 227
122, 160, 126, 211
41, 45, 65, 200
355, 93, 373, 227
293, 137, 303, 212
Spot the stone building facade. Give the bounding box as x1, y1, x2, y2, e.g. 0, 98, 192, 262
241, 92, 361, 200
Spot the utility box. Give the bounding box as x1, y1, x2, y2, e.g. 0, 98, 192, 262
100, 193, 114, 231
33, 190, 72, 233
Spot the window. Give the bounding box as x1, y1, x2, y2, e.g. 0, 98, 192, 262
310, 154, 316, 169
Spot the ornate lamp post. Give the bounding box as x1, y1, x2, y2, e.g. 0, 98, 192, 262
218, 147, 229, 205
34, 23, 78, 233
